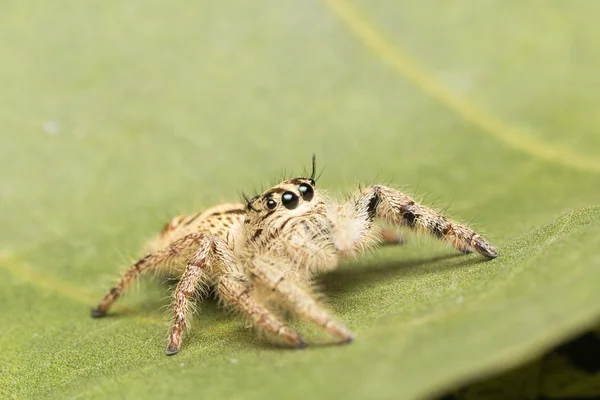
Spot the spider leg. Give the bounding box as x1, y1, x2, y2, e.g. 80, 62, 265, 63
349, 185, 498, 258
217, 272, 306, 349
167, 236, 305, 355
166, 238, 211, 355
91, 232, 205, 318
249, 256, 354, 344
166, 234, 233, 355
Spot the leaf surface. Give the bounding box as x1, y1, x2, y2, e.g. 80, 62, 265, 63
1, 1, 599, 399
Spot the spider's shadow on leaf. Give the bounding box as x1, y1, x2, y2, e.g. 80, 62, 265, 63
319, 252, 482, 296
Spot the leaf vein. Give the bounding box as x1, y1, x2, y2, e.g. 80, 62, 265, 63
322, 0, 600, 174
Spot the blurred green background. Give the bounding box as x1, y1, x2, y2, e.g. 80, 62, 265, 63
1, 1, 599, 399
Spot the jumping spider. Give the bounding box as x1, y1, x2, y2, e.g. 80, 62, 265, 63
91, 156, 498, 355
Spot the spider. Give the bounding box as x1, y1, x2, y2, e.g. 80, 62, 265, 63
91, 156, 498, 355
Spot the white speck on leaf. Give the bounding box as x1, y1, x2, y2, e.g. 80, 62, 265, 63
231, 358, 238, 364
0, 186, 13, 199
32, 333, 39, 338
180, 362, 184, 367
42, 120, 61, 135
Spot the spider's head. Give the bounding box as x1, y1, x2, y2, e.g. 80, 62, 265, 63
243, 155, 323, 230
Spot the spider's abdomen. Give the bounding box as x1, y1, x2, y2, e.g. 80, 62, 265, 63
148, 203, 246, 253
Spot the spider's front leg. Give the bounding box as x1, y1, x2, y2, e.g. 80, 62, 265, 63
350, 185, 498, 258
168, 237, 305, 355
249, 256, 354, 344
217, 272, 306, 349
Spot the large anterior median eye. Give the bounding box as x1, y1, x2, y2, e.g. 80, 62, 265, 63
281, 191, 299, 209
298, 183, 314, 201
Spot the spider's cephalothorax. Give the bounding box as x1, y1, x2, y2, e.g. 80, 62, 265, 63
91, 156, 498, 355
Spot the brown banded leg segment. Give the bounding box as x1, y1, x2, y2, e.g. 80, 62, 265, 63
359, 185, 498, 258
166, 234, 229, 355
251, 257, 354, 344
218, 273, 306, 348
91, 254, 154, 318
167, 262, 205, 355
91, 232, 207, 318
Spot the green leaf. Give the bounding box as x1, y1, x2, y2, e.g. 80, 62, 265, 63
1, 1, 599, 399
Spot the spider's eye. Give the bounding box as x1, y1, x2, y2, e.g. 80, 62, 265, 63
281, 191, 299, 209
298, 184, 314, 201
266, 199, 277, 210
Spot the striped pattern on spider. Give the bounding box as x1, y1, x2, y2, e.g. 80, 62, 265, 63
91, 156, 498, 355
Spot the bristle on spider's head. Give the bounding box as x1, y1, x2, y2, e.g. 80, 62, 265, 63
240, 192, 255, 211
246, 194, 260, 211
